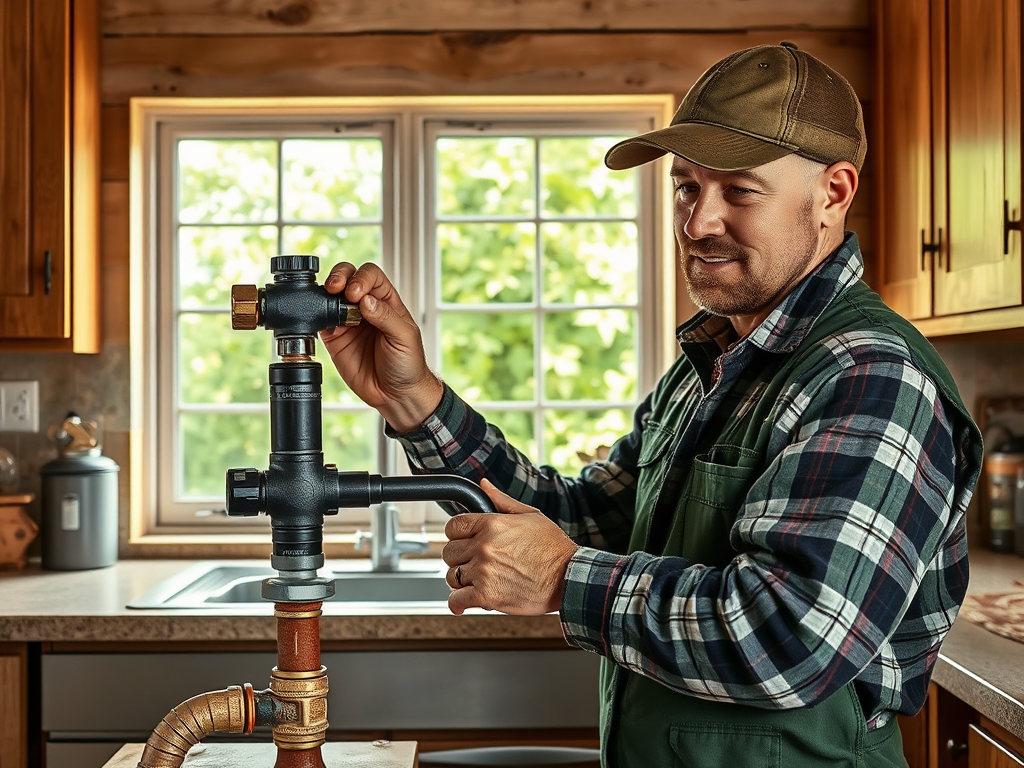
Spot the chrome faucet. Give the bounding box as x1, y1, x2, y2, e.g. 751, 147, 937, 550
355, 502, 429, 571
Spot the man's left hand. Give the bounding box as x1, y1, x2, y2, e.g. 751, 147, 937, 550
442, 479, 580, 616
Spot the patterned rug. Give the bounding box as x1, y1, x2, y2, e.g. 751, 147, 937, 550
959, 580, 1024, 645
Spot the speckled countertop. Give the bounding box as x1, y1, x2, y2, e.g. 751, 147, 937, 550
0, 557, 563, 643
932, 548, 1024, 739
1, 550, 1022, 740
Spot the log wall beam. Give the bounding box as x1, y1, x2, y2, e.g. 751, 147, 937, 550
101, 0, 868, 36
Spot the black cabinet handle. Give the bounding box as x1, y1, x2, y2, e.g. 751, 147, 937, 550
44, 250, 52, 295
921, 228, 942, 271
1005, 199, 1021, 255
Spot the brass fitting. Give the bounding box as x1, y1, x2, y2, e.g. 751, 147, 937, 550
231, 284, 261, 329
339, 303, 362, 326
137, 685, 251, 768
269, 666, 330, 750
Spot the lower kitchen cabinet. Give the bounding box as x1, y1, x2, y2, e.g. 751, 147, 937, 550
969, 720, 1024, 768
25, 645, 1024, 768
898, 683, 1024, 768
0, 644, 31, 768
40, 648, 600, 766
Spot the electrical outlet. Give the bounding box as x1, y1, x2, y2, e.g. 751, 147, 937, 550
0, 381, 39, 432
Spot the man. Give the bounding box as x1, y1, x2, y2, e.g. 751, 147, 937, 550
321, 43, 983, 768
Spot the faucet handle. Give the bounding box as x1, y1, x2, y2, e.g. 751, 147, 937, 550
392, 536, 429, 555
354, 529, 372, 551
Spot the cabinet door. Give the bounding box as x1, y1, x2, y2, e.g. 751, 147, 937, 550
968, 725, 1024, 768
873, 0, 935, 320
0, 0, 99, 352
0, 0, 32, 306
933, 0, 1022, 315
0, 644, 29, 768
1004, 0, 1021, 272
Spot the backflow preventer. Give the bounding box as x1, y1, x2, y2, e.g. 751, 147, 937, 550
137, 256, 495, 768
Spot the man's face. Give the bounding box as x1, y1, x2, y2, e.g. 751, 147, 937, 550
671, 154, 828, 336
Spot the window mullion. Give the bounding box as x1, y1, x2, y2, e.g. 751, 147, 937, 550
533, 136, 545, 466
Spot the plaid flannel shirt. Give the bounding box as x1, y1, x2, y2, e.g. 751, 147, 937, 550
392, 234, 974, 726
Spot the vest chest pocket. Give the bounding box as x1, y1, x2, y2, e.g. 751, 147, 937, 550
635, 420, 677, 501
672, 445, 761, 567
689, 445, 760, 508
637, 420, 676, 467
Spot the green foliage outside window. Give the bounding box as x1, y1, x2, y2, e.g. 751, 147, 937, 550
175, 138, 383, 499
435, 135, 640, 473
173, 130, 642, 501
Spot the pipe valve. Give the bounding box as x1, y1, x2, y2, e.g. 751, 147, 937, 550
230, 255, 362, 358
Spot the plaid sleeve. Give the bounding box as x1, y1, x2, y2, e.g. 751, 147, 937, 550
389, 383, 643, 553
560, 350, 962, 715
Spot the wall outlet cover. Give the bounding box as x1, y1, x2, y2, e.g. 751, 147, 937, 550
0, 381, 40, 433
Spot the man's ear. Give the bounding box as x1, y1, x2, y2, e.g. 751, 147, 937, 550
821, 161, 858, 228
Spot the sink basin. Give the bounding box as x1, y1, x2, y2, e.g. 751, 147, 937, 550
127, 559, 453, 610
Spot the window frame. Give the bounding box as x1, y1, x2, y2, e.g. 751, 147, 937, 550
130, 96, 676, 540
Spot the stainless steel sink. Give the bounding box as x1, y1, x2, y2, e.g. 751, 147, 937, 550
126, 559, 452, 610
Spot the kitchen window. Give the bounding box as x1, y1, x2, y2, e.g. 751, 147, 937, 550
132, 97, 675, 535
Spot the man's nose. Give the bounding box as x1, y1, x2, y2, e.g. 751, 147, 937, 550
682, 193, 726, 240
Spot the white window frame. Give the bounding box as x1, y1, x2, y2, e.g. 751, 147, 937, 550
129, 96, 676, 540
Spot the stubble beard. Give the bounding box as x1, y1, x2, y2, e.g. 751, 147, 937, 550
681, 201, 819, 319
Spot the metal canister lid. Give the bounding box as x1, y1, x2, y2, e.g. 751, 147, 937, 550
985, 451, 1024, 475
40, 449, 120, 475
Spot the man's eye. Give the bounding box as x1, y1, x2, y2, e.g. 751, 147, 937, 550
674, 183, 697, 195
731, 187, 757, 196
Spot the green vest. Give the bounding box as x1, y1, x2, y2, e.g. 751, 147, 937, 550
601, 281, 981, 768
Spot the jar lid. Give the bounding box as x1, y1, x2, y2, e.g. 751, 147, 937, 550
40, 451, 120, 475
984, 452, 1024, 474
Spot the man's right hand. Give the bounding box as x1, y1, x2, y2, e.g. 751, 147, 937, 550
320, 262, 444, 433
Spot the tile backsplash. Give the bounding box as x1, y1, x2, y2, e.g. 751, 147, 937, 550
0, 337, 1019, 555
0, 343, 130, 554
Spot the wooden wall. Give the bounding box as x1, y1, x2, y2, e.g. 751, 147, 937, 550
98, 0, 873, 337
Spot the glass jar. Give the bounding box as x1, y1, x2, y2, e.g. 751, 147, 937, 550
985, 452, 1024, 553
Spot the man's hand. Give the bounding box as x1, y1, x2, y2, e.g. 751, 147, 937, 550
442, 479, 580, 616
320, 262, 443, 433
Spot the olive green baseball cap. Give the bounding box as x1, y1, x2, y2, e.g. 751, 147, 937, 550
605, 42, 866, 172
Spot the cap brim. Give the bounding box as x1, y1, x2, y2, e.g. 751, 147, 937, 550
604, 123, 796, 172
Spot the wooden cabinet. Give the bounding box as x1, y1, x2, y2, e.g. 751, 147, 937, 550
0, 644, 30, 768
968, 720, 1024, 768
872, 0, 1023, 335
899, 683, 973, 768
39, 645, 599, 762
899, 684, 1024, 768
0, 0, 100, 353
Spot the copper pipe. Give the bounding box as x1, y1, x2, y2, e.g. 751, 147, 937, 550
137, 684, 251, 768
274, 751, 329, 768
275, 602, 323, 671
273, 601, 328, 768
137, 602, 330, 767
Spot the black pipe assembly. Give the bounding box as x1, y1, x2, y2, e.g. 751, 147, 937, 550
225, 254, 495, 603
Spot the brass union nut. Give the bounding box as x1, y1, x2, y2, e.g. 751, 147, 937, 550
231, 284, 261, 330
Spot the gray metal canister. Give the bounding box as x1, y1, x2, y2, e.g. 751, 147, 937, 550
40, 449, 119, 570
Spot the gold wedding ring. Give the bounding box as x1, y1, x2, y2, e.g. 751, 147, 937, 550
455, 565, 463, 588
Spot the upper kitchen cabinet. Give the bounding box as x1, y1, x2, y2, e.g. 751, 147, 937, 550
873, 0, 1023, 335
0, 0, 100, 353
